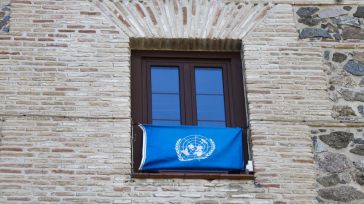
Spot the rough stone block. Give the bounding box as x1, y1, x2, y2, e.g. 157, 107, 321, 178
319, 8, 349, 18
342, 27, 364, 40
317, 152, 351, 173
332, 52, 347, 63
333, 16, 361, 28
344, 60, 364, 76
318, 186, 364, 202
316, 174, 341, 187
299, 28, 331, 39
353, 6, 364, 18
319, 131, 354, 149
350, 144, 364, 156
296, 7, 319, 18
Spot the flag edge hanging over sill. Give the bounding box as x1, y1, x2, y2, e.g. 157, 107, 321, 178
138, 124, 245, 171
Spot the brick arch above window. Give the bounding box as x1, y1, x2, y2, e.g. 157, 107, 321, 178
93, 0, 272, 39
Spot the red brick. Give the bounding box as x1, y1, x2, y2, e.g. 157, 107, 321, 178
0, 51, 20, 55
80, 68, 98, 72
0, 147, 23, 152
100, 30, 119, 34
1, 153, 33, 157
38, 38, 54, 41
114, 187, 131, 192
0, 185, 21, 189
79, 30, 96, 33
38, 197, 60, 202
7, 197, 31, 201
14, 37, 35, 41
0, 169, 22, 174
117, 15, 130, 27
58, 29, 75, 33
274, 201, 288, 204
80, 11, 101, 16
11, 0, 31, 4
51, 148, 74, 152
293, 159, 314, 164
0, 37, 12, 40
67, 25, 85, 29
77, 38, 95, 42
33, 20, 54, 23
51, 169, 74, 174
261, 184, 280, 188
146, 7, 157, 25
55, 88, 79, 91
135, 4, 146, 17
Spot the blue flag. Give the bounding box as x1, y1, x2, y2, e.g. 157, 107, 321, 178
138, 124, 244, 171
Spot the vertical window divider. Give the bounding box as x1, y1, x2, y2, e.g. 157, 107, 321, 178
142, 60, 149, 124
223, 62, 234, 127
179, 63, 187, 126
189, 63, 197, 126
146, 63, 152, 124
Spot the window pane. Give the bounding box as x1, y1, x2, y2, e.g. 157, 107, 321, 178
198, 121, 226, 127
195, 68, 226, 127
152, 120, 180, 126
152, 94, 180, 120
151, 66, 181, 126
151, 67, 179, 93
195, 68, 224, 94
196, 95, 225, 121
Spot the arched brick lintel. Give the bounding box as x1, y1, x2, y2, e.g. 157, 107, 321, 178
93, 0, 273, 40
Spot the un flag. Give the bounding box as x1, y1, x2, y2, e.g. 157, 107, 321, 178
138, 124, 244, 171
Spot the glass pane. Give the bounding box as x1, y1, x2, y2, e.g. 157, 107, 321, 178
152, 94, 180, 120
152, 120, 180, 126
151, 67, 179, 93
151, 66, 181, 126
198, 121, 226, 127
195, 67, 226, 127
196, 94, 225, 121
195, 68, 223, 94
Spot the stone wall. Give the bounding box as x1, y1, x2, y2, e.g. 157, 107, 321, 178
312, 129, 364, 202
296, 5, 364, 121
295, 5, 364, 203
0, 0, 363, 204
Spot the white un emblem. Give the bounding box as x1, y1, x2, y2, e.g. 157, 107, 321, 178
176, 135, 216, 162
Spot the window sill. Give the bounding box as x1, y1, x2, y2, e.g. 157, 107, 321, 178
132, 172, 255, 180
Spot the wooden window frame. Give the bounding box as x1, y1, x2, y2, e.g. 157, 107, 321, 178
131, 50, 253, 180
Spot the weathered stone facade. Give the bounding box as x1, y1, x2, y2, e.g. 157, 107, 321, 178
312, 129, 364, 202
0, 0, 363, 203
295, 4, 364, 203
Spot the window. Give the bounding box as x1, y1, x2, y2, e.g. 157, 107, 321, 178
131, 51, 251, 179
